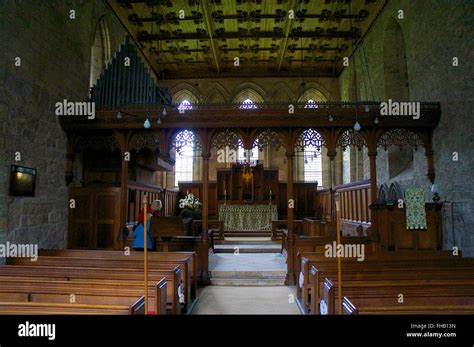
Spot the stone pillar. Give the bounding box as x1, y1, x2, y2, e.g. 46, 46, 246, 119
200, 149, 211, 284
285, 151, 295, 285
335, 148, 343, 185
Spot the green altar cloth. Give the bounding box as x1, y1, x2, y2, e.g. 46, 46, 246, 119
405, 188, 427, 229
218, 204, 278, 231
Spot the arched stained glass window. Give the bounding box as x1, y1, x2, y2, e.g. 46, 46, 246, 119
304, 99, 318, 108
240, 98, 257, 109
178, 99, 193, 112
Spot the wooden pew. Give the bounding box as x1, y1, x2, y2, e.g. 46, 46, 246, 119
308, 260, 474, 314
0, 277, 167, 315
10, 256, 191, 311
342, 296, 474, 315
39, 249, 197, 301
298, 250, 469, 312
272, 220, 303, 241
0, 301, 144, 315
321, 277, 474, 315
0, 265, 182, 314
156, 233, 213, 285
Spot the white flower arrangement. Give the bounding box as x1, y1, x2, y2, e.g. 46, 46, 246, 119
179, 192, 202, 210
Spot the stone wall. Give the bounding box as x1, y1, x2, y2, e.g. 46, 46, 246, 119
0, 0, 127, 253
339, 0, 474, 255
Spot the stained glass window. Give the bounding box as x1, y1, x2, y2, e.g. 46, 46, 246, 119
240, 98, 257, 109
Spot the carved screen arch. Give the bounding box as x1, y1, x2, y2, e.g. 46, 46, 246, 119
337, 129, 367, 151
211, 129, 243, 151
253, 129, 284, 152
377, 128, 424, 150
129, 131, 160, 153
294, 129, 326, 153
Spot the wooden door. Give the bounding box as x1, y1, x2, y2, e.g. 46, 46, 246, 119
68, 187, 121, 249
68, 188, 94, 249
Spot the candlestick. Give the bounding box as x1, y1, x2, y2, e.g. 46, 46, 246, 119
269, 189, 272, 205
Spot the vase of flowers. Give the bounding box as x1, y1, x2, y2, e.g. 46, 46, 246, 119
178, 192, 202, 219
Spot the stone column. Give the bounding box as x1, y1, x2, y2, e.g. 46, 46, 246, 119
200, 149, 211, 284
285, 151, 295, 285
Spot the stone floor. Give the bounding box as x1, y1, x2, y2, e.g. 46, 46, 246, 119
190, 239, 300, 314
191, 286, 299, 314
209, 253, 286, 272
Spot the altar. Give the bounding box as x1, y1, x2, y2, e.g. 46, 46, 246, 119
218, 204, 278, 231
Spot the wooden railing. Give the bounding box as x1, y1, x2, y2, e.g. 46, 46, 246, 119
334, 180, 371, 235
127, 182, 179, 223
163, 188, 179, 217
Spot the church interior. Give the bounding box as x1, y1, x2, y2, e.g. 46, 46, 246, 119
1, 0, 474, 322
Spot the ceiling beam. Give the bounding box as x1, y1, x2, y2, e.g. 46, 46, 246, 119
201, 0, 220, 73
277, 0, 296, 72
137, 30, 360, 41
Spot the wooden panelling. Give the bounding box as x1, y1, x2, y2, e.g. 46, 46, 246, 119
374, 203, 443, 251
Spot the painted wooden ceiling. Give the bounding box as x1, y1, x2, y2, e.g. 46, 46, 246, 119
108, 0, 387, 79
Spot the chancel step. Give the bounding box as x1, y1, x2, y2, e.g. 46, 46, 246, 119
210, 271, 286, 286
214, 244, 281, 253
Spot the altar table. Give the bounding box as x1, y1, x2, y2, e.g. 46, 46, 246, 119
218, 204, 278, 231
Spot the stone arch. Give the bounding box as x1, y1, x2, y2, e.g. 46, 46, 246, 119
89, 16, 111, 89
377, 183, 389, 204
383, 18, 409, 100
170, 83, 201, 104
268, 82, 295, 103
297, 82, 332, 102
230, 82, 267, 104
203, 82, 229, 103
